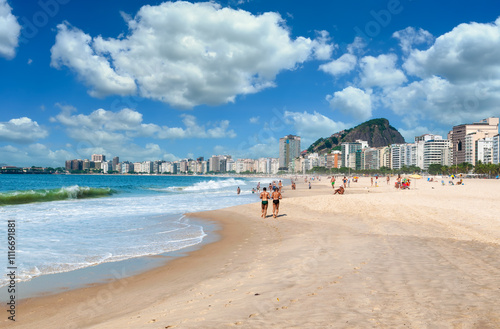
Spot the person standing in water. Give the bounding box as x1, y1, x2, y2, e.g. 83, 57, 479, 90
237, 186, 240, 195
260, 187, 270, 218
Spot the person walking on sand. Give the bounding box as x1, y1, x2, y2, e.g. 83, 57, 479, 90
271, 187, 282, 218
386, 175, 390, 185
371, 177, 373, 186
278, 180, 283, 192
343, 176, 347, 188
330, 176, 336, 189
308, 181, 311, 189
260, 187, 270, 218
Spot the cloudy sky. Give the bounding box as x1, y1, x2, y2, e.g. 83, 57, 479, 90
1, 0, 499, 167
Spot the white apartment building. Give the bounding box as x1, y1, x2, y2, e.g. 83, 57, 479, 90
493, 135, 500, 164
341, 140, 368, 168
102, 161, 113, 173
270, 158, 280, 174
160, 162, 172, 174
235, 159, 255, 173
403, 143, 417, 167
476, 138, 494, 164
257, 158, 270, 174
226, 159, 235, 172
141, 161, 153, 174
390, 144, 404, 170
379, 147, 391, 169
133, 162, 142, 173
121, 162, 133, 174
307, 153, 320, 170
423, 139, 451, 170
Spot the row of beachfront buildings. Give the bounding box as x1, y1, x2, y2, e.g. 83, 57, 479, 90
65, 154, 282, 175
295, 117, 500, 173
64, 117, 500, 175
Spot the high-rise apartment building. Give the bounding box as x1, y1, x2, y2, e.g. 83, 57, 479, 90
476, 138, 494, 164
451, 117, 499, 165
362, 148, 380, 170
493, 135, 500, 164
112, 157, 119, 171
209, 155, 220, 172
91, 154, 106, 162
341, 140, 367, 169
279, 135, 301, 170
414, 134, 442, 169
423, 139, 452, 170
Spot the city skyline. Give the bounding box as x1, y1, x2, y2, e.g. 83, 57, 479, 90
1, 0, 500, 167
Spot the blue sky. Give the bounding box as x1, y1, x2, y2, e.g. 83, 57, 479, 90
1, 0, 499, 167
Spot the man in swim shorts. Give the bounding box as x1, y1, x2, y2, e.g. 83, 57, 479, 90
330, 176, 335, 189
271, 187, 282, 218
260, 187, 270, 218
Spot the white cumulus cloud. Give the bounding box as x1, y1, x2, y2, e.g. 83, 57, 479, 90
359, 54, 407, 89
0, 144, 74, 167
157, 114, 236, 139
403, 18, 500, 83
50, 23, 137, 98
0, 0, 21, 59
0, 117, 48, 143
284, 111, 348, 146
327, 86, 372, 121
319, 53, 357, 76
51, 106, 236, 141
379, 17, 500, 125
393, 27, 433, 54
319, 37, 365, 77
50, 1, 334, 108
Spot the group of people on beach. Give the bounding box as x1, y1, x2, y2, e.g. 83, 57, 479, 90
259, 185, 282, 218
330, 176, 346, 195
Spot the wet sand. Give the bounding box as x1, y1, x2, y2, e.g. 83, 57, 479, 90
3, 177, 500, 328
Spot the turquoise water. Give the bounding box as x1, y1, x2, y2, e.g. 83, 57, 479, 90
0, 174, 279, 287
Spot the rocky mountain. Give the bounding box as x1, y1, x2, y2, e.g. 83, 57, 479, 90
307, 118, 405, 153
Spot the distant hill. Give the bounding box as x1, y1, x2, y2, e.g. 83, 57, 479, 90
307, 118, 405, 153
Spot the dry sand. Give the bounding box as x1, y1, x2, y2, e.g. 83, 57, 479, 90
3, 176, 500, 328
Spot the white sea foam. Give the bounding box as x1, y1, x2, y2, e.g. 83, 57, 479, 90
0, 176, 261, 287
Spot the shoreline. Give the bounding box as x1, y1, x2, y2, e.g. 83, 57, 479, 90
2, 200, 262, 328
0, 217, 221, 303
3, 177, 500, 328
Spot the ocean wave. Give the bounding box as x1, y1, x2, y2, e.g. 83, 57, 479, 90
0, 185, 115, 206
151, 178, 247, 193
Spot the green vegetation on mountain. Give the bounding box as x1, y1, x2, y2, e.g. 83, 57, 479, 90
307, 118, 406, 153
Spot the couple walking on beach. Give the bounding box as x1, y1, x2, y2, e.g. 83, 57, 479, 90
260, 187, 282, 218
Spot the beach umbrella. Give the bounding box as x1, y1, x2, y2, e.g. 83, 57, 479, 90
409, 174, 422, 188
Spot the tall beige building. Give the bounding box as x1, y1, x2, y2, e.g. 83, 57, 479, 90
451, 117, 499, 165
91, 154, 106, 162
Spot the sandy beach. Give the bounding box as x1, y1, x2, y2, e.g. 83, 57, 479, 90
3, 176, 500, 328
